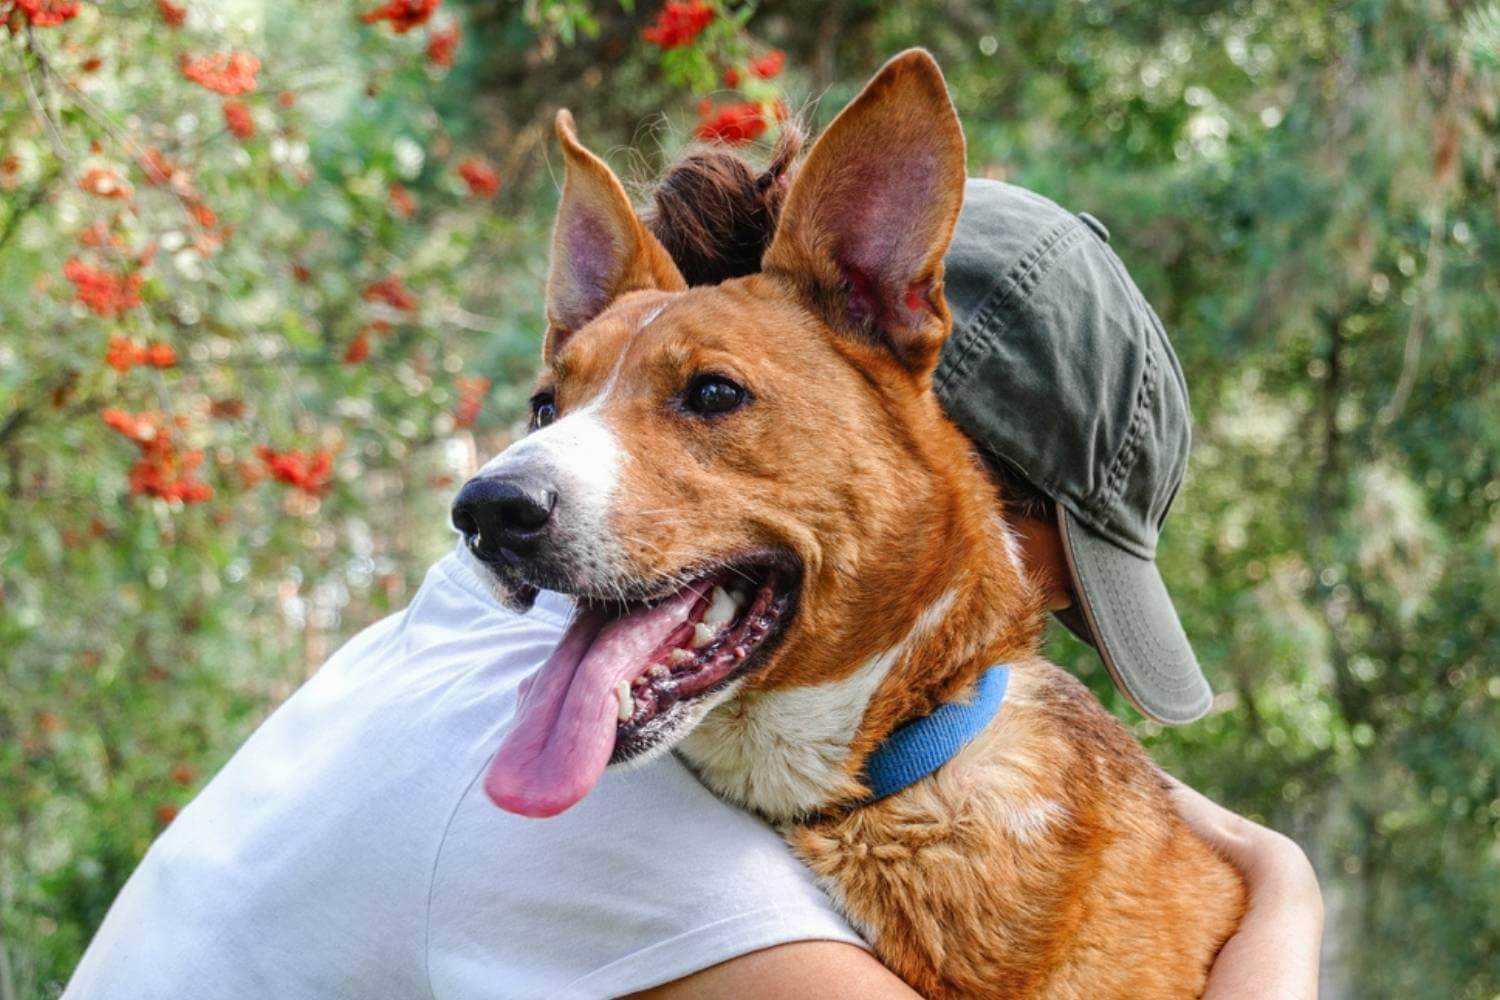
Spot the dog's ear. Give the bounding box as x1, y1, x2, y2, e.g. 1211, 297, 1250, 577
544, 110, 686, 360
762, 49, 965, 374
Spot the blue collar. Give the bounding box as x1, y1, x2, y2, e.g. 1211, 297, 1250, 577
860, 665, 1011, 803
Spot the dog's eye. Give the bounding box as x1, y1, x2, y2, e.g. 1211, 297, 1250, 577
529, 392, 557, 431
684, 375, 747, 416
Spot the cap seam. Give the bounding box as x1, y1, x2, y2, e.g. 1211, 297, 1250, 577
1098, 244, 1190, 528
1092, 553, 1199, 692
934, 218, 1090, 400
1083, 346, 1159, 547
1143, 307, 1191, 525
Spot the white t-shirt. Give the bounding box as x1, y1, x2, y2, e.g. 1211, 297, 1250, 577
66, 551, 861, 1000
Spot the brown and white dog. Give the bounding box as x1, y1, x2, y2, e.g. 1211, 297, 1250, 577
454, 49, 1243, 999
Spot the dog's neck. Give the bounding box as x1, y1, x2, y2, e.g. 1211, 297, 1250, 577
679, 431, 1044, 823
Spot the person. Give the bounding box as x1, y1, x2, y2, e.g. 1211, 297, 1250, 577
65, 138, 1321, 1000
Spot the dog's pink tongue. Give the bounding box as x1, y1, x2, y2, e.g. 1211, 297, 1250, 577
485, 583, 705, 817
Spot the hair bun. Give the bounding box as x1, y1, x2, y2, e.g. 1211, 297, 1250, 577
646, 125, 804, 287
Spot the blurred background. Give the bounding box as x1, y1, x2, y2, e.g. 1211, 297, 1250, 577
1, 1, 1496, 996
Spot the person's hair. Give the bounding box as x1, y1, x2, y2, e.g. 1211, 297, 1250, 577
643, 127, 802, 287
641, 134, 1055, 521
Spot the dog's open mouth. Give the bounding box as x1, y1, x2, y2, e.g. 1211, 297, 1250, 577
484, 558, 798, 817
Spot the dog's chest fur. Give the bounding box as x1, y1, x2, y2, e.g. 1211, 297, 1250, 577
692, 661, 1245, 1000
680, 589, 960, 819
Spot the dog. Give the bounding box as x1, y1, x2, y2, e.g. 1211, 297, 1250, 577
454, 49, 1244, 999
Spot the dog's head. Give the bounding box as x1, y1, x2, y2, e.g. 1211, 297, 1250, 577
459, 51, 1033, 818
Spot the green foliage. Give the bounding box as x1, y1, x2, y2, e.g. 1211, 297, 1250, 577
2, 1, 1497, 997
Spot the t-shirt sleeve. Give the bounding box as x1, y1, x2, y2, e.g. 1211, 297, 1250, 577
426, 756, 865, 1000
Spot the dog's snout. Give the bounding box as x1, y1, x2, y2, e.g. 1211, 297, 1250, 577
452, 474, 558, 559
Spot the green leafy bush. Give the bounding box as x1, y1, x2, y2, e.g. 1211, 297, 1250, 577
2, 1, 1497, 996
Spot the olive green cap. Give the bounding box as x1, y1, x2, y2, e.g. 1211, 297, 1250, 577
935, 179, 1211, 724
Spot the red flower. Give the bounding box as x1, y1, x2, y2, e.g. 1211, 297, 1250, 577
102, 409, 211, 503
457, 157, 499, 198
3, 0, 80, 29
80, 55, 102, 72
77, 220, 118, 249
642, 1, 712, 49
77, 167, 131, 200
130, 448, 211, 503
222, 100, 254, 139
138, 147, 176, 186
102, 408, 161, 444
426, 20, 459, 68
343, 328, 371, 364
359, 0, 439, 33
105, 336, 146, 372
187, 200, 217, 229
361, 275, 418, 311
695, 101, 767, 144
155, 0, 185, 26
277, 89, 296, 109
749, 49, 784, 79
155, 804, 180, 826
722, 66, 740, 88
105, 338, 176, 373
388, 181, 415, 219
64, 258, 142, 316
145, 343, 177, 368
256, 446, 334, 495
181, 51, 261, 96
454, 375, 490, 428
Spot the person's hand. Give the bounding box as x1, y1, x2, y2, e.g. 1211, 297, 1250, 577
1168, 775, 1324, 1000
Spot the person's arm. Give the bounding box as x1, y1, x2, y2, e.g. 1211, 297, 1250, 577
641, 783, 1319, 1000
1168, 777, 1324, 1000
630, 940, 920, 999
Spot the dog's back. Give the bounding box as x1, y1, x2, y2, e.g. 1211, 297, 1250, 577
789, 661, 1243, 999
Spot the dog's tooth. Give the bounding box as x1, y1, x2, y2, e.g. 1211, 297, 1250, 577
665, 650, 692, 668
692, 621, 715, 648
703, 587, 736, 630
615, 680, 633, 721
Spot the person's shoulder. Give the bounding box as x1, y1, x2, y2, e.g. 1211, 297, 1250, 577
310, 547, 569, 690
417, 547, 573, 631
427, 754, 861, 998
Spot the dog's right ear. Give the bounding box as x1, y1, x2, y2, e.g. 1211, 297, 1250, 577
544, 110, 686, 361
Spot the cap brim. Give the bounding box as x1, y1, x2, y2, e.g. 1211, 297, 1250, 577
1055, 506, 1212, 724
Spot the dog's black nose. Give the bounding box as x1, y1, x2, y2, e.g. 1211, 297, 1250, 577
451, 474, 558, 559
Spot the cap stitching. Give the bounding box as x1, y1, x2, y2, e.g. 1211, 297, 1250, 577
1096, 246, 1190, 530
1085, 346, 1158, 545
1104, 242, 1182, 527
1062, 512, 1207, 722
934, 218, 1090, 399
1092, 551, 1199, 694
1143, 307, 1190, 524
1102, 569, 1191, 687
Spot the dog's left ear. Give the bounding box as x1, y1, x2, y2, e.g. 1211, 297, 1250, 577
544, 110, 686, 361
763, 49, 965, 374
